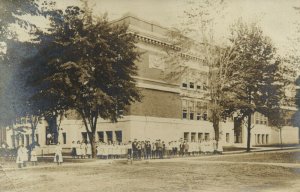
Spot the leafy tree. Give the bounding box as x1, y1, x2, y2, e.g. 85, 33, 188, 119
165, 0, 236, 149
26, 5, 141, 157
228, 20, 285, 152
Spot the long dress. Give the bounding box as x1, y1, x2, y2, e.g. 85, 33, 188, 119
86, 144, 92, 157
30, 149, 38, 162
76, 143, 82, 156
21, 147, 28, 162
16, 147, 23, 164
54, 145, 63, 163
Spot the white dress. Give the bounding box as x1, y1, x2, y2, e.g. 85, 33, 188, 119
86, 144, 92, 156
21, 147, 28, 162
76, 144, 82, 156
30, 150, 38, 162
54, 145, 63, 163
16, 147, 23, 164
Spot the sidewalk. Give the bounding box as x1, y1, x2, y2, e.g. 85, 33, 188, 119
223, 146, 300, 154
1, 146, 299, 171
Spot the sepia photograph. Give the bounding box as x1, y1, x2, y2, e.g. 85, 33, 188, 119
0, 0, 300, 191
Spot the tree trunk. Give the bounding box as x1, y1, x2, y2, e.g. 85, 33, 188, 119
31, 127, 35, 147
91, 133, 97, 158
213, 115, 220, 149
12, 127, 16, 149
280, 128, 283, 149
246, 113, 252, 152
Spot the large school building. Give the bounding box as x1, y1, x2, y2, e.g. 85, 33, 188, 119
4, 14, 299, 152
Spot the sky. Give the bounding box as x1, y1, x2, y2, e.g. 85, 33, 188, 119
15, 0, 300, 56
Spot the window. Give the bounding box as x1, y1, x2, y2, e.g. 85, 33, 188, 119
25, 134, 30, 147
196, 85, 201, 90
182, 82, 187, 88
226, 133, 230, 143
191, 132, 196, 142
203, 112, 207, 121
196, 113, 201, 120
184, 132, 189, 142
97, 131, 104, 142
266, 134, 269, 144
182, 100, 188, 119
257, 134, 261, 144
106, 131, 113, 143
21, 134, 25, 145
183, 109, 187, 119
115, 131, 122, 143
62, 132, 67, 144
190, 112, 194, 120
189, 82, 194, 89
81, 132, 88, 143
188, 101, 194, 120
198, 133, 203, 141
35, 134, 39, 145
262, 134, 265, 144
204, 133, 210, 141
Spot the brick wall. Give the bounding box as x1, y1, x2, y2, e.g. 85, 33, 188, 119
128, 88, 181, 119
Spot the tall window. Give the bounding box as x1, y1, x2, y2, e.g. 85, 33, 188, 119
191, 132, 196, 142
204, 133, 210, 141
81, 132, 88, 143
106, 131, 113, 143
189, 101, 194, 120
62, 132, 67, 144
115, 131, 122, 143
226, 133, 230, 143
184, 132, 189, 142
97, 131, 104, 142
182, 100, 188, 119
198, 133, 203, 141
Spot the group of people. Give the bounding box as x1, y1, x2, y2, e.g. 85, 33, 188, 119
91, 138, 223, 160
16, 142, 63, 168
16, 144, 38, 168
14, 138, 222, 168
128, 138, 223, 160
70, 141, 92, 159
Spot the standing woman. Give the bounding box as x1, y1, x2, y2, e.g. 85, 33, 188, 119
86, 142, 92, 158
16, 145, 24, 168
21, 145, 29, 167
54, 142, 63, 165
71, 141, 77, 159
76, 141, 82, 158
81, 141, 87, 159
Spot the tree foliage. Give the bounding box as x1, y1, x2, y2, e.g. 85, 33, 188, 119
26, 5, 141, 157
228, 20, 285, 151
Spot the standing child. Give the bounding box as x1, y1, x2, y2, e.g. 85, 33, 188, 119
30, 147, 38, 166
54, 142, 63, 165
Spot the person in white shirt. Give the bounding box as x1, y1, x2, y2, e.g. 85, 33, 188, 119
16, 145, 24, 168
54, 142, 63, 165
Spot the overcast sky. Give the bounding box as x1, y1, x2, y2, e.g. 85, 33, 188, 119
18, 0, 300, 56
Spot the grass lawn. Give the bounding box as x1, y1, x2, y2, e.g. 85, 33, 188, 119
1, 149, 300, 192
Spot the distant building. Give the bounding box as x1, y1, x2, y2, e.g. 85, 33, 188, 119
5, 14, 299, 152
